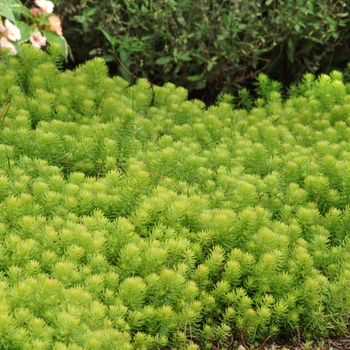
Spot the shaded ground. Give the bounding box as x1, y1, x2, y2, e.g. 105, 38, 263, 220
230, 331, 350, 350
261, 336, 349, 350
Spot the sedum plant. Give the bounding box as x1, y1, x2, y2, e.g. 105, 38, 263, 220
1, 45, 350, 349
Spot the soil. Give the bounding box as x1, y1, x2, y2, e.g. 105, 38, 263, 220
244, 332, 350, 350
224, 330, 350, 350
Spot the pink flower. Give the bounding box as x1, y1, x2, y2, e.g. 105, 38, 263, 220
0, 19, 21, 42
47, 16, 63, 36
30, 8, 40, 17
0, 37, 17, 55
30, 30, 46, 48
34, 0, 54, 14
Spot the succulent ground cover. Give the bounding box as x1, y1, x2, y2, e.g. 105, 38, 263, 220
0, 46, 350, 349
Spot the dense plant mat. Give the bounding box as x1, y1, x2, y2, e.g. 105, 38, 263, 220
0, 46, 350, 349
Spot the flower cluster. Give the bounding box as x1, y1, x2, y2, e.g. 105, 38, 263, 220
0, 18, 21, 54
31, 0, 63, 37
0, 0, 63, 55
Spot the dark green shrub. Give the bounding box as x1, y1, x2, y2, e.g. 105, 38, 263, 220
56, 0, 350, 97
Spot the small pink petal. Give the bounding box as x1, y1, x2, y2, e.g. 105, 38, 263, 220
47, 16, 63, 36
34, 0, 54, 14
30, 30, 47, 48
4, 19, 21, 42
0, 37, 17, 55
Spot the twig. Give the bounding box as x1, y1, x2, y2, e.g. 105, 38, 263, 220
227, 333, 235, 349
116, 56, 139, 82
254, 335, 275, 350
116, 56, 155, 107
240, 334, 250, 349
296, 329, 302, 348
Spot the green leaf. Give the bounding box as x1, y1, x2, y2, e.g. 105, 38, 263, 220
156, 56, 171, 65
102, 54, 116, 62
16, 21, 35, 44
194, 81, 206, 90
141, 4, 148, 14
173, 46, 178, 60
10, 3, 32, 18
89, 48, 102, 56
207, 56, 218, 72
101, 28, 117, 48
0, 3, 15, 23
177, 16, 186, 26
120, 49, 130, 65
265, 0, 274, 5
83, 7, 97, 17
178, 52, 191, 61
287, 37, 297, 63
187, 74, 202, 82
42, 30, 68, 58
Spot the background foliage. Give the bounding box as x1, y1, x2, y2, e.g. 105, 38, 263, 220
54, 0, 350, 102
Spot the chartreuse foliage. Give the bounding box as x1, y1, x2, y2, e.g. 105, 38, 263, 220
1, 46, 350, 349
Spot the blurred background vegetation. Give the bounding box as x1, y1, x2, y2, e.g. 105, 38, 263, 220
50, 0, 350, 104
